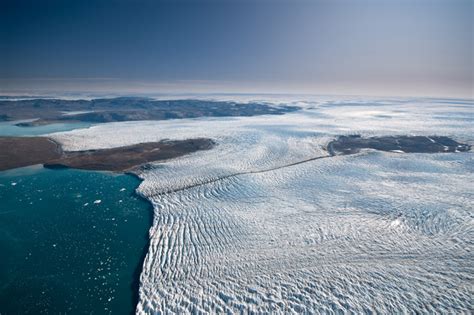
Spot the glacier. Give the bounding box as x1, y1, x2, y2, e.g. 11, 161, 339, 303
51, 96, 474, 313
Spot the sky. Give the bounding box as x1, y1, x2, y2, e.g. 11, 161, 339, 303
0, 0, 472, 98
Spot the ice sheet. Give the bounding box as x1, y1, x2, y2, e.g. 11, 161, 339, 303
51, 97, 474, 313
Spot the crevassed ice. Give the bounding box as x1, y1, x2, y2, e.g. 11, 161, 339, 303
51, 97, 474, 313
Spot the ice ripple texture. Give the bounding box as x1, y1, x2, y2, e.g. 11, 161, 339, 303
51, 97, 474, 313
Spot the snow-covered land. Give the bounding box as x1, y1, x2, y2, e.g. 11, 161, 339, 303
51, 96, 473, 313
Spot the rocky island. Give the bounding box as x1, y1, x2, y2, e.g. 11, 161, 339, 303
327, 135, 471, 156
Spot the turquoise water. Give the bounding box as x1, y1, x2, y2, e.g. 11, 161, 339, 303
0, 166, 152, 314
0, 120, 92, 136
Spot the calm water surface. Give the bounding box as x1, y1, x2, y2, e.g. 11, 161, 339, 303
0, 120, 92, 136
0, 166, 151, 314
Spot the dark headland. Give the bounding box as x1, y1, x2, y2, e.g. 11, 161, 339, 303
0, 136, 214, 172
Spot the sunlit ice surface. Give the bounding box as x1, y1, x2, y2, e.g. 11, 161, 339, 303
51, 96, 473, 313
